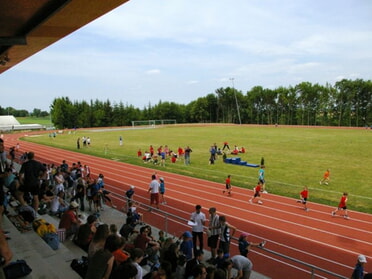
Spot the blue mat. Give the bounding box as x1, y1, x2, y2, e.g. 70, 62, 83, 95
246, 163, 259, 168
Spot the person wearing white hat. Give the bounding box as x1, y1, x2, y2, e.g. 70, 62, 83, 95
58, 201, 82, 239
351, 254, 367, 279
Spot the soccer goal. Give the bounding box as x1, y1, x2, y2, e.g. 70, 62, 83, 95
131, 119, 177, 128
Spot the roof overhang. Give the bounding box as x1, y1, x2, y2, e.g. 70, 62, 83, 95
0, 0, 129, 73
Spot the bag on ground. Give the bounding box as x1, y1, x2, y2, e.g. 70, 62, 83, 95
3, 259, 32, 279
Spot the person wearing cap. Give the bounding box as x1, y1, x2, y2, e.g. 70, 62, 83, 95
180, 231, 193, 261
238, 232, 266, 257
351, 254, 367, 279
58, 201, 82, 239
159, 177, 166, 205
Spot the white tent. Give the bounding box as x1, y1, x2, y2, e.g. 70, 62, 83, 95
0, 115, 43, 131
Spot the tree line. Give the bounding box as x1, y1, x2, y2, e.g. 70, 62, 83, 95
2, 79, 371, 128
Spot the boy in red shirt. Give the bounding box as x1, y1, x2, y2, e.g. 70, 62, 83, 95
223, 175, 232, 195
249, 181, 263, 204
297, 186, 309, 211
332, 192, 349, 219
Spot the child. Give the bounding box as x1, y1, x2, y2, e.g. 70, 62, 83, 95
320, 169, 330, 185
158, 230, 166, 247
332, 192, 349, 219
159, 177, 166, 204
238, 232, 266, 257
249, 181, 263, 204
179, 231, 193, 261
297, 186, 309, 211
223, 175, 232, 195
213, 248, 228, 269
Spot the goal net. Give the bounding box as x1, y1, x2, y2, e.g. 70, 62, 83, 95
131, 119, 176, 128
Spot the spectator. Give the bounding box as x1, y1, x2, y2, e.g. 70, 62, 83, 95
119, 217, 137, 240
111, 236, 130, 266
189, 263, 207, 279
218, 216, 236, 257
131, 248, 144, 279
88, 223, 110, 259
85, 234, 117, 279
114, 262, 138, 279
71, 177, 86, 211
125, 185, 135, 204
49, 190, 68, 217
207, 207, 220, 262
180, 231, 193, 261
148, 174, 160, 210
159, 177, 166, 205
190, 205, 206, 255
229, 255, 253, 279
0, 139, 8, 225
351, 254, 367, 279
163, 242, 180, 273
17, 151, 47, 213
238, 233, 265, 257
74, 214, 98, 252
185, 250, 204, 279
58, 201, 81, 239
0, 230, 13, 277
184, 146, 192, 165
134, 226, 160, 264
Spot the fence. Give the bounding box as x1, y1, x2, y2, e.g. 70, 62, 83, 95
110, 192, 348, 279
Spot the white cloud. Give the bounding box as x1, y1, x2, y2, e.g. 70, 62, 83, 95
1, 0, 372, 111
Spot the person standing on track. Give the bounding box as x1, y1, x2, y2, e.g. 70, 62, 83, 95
148, 174, 160, 210
332, 192, 349, 219
297, 186, 309, 211
159, 177, 166, 204
223, 175, 232, 195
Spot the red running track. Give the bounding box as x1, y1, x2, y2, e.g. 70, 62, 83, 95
4, 132, 372, 279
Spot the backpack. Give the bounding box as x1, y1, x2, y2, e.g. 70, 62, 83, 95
32, 219, 57, 237
32, 219, 59, 250
70, 256, 88, 278
3, 259, 32, 279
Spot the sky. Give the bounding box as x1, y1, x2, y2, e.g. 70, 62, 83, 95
1, 0, 372, 112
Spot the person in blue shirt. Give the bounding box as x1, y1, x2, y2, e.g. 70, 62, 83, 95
351, 254, 367, 279
159, 177, 166, 204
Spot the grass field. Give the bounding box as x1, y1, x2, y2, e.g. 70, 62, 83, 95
17, 117, 53, 126
20, 124, 372, 214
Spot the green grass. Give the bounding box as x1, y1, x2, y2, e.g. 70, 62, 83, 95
17, 117, 52, 126
21, 125, 372, 213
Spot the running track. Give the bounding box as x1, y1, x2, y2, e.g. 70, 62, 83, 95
4, 132, 372, 279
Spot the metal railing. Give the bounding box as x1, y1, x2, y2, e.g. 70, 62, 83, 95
110, 192, 348, 279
